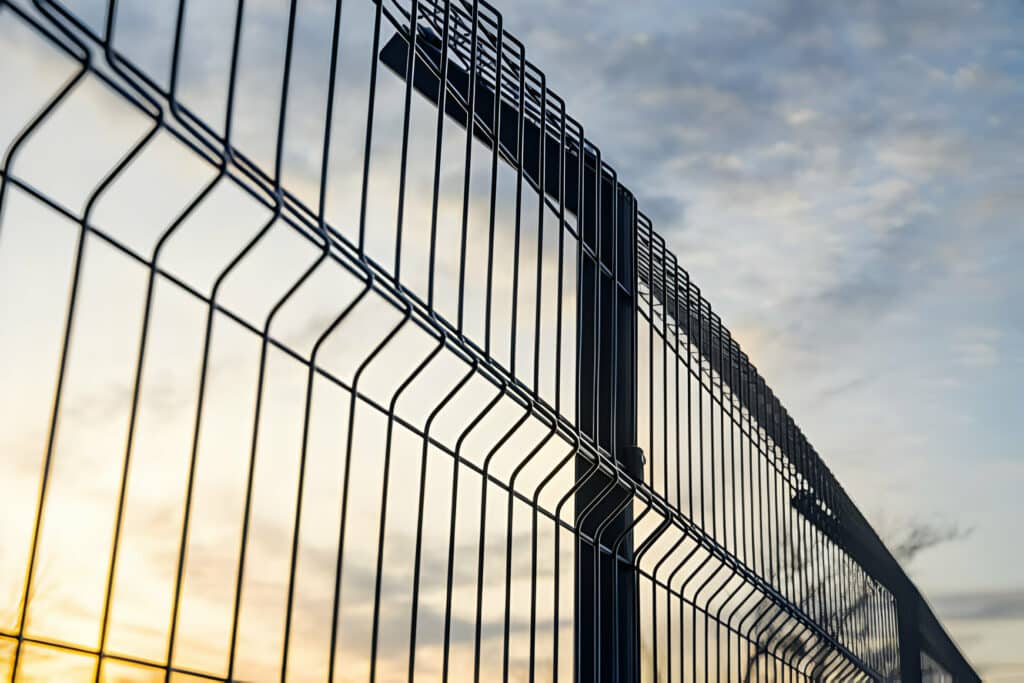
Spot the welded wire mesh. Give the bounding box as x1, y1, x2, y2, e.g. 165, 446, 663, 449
634, 217, 900, 682
1, 0, 907, 681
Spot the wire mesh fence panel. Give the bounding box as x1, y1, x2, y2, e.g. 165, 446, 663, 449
0, 0, 949, 682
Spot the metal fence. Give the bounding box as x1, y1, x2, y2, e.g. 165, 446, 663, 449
0, 0, 977, 681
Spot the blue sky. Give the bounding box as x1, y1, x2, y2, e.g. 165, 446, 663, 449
492, 0, 1024, 677
1, 0, 1021, 679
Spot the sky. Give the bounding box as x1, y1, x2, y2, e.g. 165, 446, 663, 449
488, 0, 1024, 678
0, 0, 1022, 680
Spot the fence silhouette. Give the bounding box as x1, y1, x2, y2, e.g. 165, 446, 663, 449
0, 0, 978, 681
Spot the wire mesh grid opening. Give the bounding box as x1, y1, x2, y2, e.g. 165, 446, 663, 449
0, 0, 909, 681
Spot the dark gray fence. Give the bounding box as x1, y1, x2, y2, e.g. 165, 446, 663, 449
0, 0, 977, 680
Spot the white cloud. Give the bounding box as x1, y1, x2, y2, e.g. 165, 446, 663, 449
785, 108, 818, 126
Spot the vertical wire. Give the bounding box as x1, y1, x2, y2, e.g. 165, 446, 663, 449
482, 11, 504, 356
163, 1, 248, 677
1, 4, 91, 678
530, 70, 546, 399
589, 157, 612, 683
782, 416, 797, 616
279, 0, 348, 677
392, 0, 421, 281
709, 314, 719, 556
441, 389, 506, 682
368, 327, 443, 681
94, 168, 222, 681
501, 68, 544, 679
520, 82, 568, 683
655, 533, 686, 683
471, 405, 533, 682
697, 299, 710, 683
652, 227, 667, 683
582, 471, 623, 683
752, 371, 764, 587
559, 110, 589, 683
406, 359, 475, 678
757, 376, 772, 680
686, 284, 695, 524
670, 256, 683, 519
817, 457, 834, 647
613, 500, 661, 680
692, 552, 723, 680
327, 312, 410, 683
326, 4, 398, 679
551, 435, 587, 683
455, 0, 480, 335
744, 357, 757, 585
282, 282, 372, 677
832, 510, 845, 657
739, 356, 758, 679
724, 567, 758, 681
799, 428, 816, 635
670, 533, 709, 682
363, 8, 443, 680
770, 387, 783, 605
506, 13, 524, 378
12, 2, 164, 677
404, 19, 465, 679
503, 426, 557, 681
224, 0, 300, 676
720, 341, 739, 681
426, 0, 452, 311
696, 289, 705, 537
601, 166, 622, 683
728, 342, 740, 566
356, 0, 383, 256
716, 318, 727, 565
527, 440, 578, 683
93, 1, 227, 677
405, 3, 465, 678
590, 148, 602, 458
647, 224, 655, 491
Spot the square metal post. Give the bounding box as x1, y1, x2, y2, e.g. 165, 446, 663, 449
575, 169, 641, 683
378, 28, 643, 680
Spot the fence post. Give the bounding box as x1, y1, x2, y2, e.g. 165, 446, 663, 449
575, 166, 641, 682
898, 595, 924, 682
377, 31, 646, 676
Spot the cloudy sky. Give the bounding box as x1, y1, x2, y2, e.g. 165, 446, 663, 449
491, 0, 1023, 678
1, 0, 1022, 680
